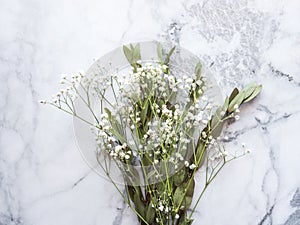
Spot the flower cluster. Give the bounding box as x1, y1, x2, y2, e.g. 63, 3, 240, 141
40, 72, 84, 110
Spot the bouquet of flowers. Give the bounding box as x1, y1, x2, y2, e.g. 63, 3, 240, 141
41, 42, 262, 225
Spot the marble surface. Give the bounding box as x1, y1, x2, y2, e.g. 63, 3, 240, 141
1, 0, 300, 224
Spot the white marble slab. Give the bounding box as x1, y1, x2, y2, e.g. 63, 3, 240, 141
0, 0, 300, 224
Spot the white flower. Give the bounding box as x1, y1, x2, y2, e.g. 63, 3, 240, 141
189, 164, 197, 169
162, 65, 168, 70
222, 151, 228, 156
158, 205, 164, 211
103, 126, 110, 131
108, 137, 115, 142
234, 115, 240, 120
115, 145, 122, 153
184, 161, 189, 167
119, 152, 125, 158
175, 214, 180, 219
60, 74, 67, 80
186, 78, 193, 83
234, 104, 239, 109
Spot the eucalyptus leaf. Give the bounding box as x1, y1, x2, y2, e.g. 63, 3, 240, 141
157, 43, 163, 62
173, 168, 186, 186
173, 186, 185, 208
228, 91, 245, 112
134, 193, 145, 218
243, 84, 262, 103
164, 46, 176, 65
127, 166, 141, 185
125, 185, 135, 202
157, 182, 165, 194
104, 108, 126, 143
177, 212, 187, 225
229, 88, 239, 103
145, 204, 155, 223
184, 196, 193, 209
133, 43, 141, 61
210, 107, 224, 138
195, 62, 202, 79
210, 98, 228, 133
141, 99, 149, 126
184, 179, 195, 197
146, 169, 157, 181
130, 43, 134, 50
173, 179, 195, 209
123, 45, 133, 64
241, 82, 257, 100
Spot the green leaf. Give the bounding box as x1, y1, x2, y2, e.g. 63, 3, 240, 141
223, 96, 229, 111
243, 84, 262, 103
195, 62, 202, 79
125, 185, 135, 202
173, 179, 195, 209
126, 166, 141, 185
229, 88, 239, 103
133, 43, 141, 60
141, 99, 149, 126
173, 186, 185, 208
104, 108, 125, 142
157, 182, 165, 194
130, 43, 134, 50
185, 179, 195, 197
145, 202, 156, 223
242, 82, 257, 99
228, 91, 245, 112
173, 168, 186, 186
164, 46, 176, 65
157, 43, 163, 62
134, 193, 145, 218
184, 196, 193, 210
146, 169, 157, 181
210, 96, 228, 136
123, 45, 133, 64
104, 108, 111, 119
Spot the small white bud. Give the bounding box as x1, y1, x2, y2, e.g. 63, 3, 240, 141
189, 164, 197, 170
234, 115, 240, 120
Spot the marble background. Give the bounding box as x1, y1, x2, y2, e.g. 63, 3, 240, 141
1, 0, 300, 224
